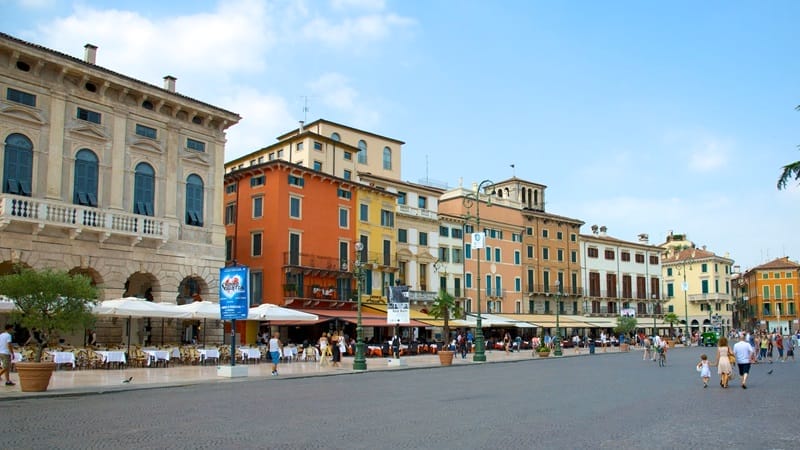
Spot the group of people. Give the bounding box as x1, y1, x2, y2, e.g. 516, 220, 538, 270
697, 333, 760, 389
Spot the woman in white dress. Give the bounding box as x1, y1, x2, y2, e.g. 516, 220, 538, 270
715, 336, 733, 388
318, 334, 329, 366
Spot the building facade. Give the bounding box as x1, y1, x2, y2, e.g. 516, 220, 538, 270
737, 256, 799, 334
0, 33, 240, 345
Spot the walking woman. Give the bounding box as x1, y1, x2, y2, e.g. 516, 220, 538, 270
715, 336, 733, 388
331, 333, 341, 367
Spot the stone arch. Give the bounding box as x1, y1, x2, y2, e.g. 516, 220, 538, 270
123, 271, 160, 300
68, 266, 103, 287
177, 275, 210, 305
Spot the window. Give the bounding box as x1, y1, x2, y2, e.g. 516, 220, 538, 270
494, 248, 501, 262
331, 132, 341, 141
296, 142, 304, 151
383, 147, 392, 169
133, 162, 155, 216
313, 141, 323, 150
701, 263, 708, 273
357, 140, 367, 164
398, 229, 408, 243
452, 248, 463, 263
186, 138, 206, 152
225, 183, 236, 194
250, 175, 265, 187
439, 247, 449, 262
571, 250, 577, 263
380, 209, 394, 227
337, 189, 352, 199
397, 192, 406, 205
339, 208, 349, 228
542, 247, 549, 260
289, 196, 301, 218
556, 231, 563, 240
514, 250, 521, 265
542, 229, 549, 238
225, 237, 233, 261
649, 255, 659, 264
419, 232, 428, 246
604, 249, 615, 260
277, 149, 284, 158
762, 285, 770, 299
288, 175, 304, 187
587, 247, 598, 258
526, 227, 533, 235
6, 88, 36, 107
439, 226, 449, 237
313, 161, 322, 171
621, 252, 631, 262
3, 133, 33, 196
418, 196, 427, 209
359, 204, 368, 221
343, 151, 352, 160
252, 196, 263, 218
465, 243, 472, 259
77, 107, 101, 124
571, 233, 577, 242
557, 249, 564, 262
225, 203, 236, 224
185, 174, 204, 226
73, 149, 98, 207
527, 245, 533, 258
512, 233, 522, 242
142, 100, 154, 110
464, 224, 474, 234
250, 272, 263, 307
485, 246, 492, 261
135, 124, 157, 139
251, 232, 263, 257
466, 273, 472, 288
452, 228, 463, 239
343, 170, 352, 180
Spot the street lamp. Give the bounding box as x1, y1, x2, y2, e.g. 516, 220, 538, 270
676, 261, 691, 344
463, 179, 494, 362
353, 242, 367, 371
554, 279, 563, 356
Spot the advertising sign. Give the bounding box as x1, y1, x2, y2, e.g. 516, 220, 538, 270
471, 232, 485, 249
388, 285, 410, 324
219, 266, 249, 320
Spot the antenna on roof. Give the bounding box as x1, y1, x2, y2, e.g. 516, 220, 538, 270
300, 96, 310, 122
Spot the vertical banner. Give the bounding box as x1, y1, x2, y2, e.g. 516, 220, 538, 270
219, 266, 249, 320
471, 232, 485, 249
388, 285, 410, 324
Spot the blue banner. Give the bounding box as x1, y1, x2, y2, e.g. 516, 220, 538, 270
219, 266, 249, 320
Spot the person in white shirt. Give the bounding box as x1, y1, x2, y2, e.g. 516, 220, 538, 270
733, 334, 756, 389
268, 333, 282, 376
0, 324, 15, 386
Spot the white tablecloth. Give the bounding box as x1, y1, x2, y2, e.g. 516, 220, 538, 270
11, 352, 23, 363
96, 351, 126, 364
49, 351, 76, 368
239, 348, 261, 361
143, 349, 170, 366
197, 348, 219, 363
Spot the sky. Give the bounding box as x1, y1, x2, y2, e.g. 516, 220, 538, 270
3, 0, 799, 271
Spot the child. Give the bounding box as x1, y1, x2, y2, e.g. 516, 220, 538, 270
697, 354, 711, 388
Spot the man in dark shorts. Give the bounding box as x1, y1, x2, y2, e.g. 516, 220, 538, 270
733, 334, 755, 389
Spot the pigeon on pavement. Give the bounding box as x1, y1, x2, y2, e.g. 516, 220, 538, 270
122, 376, 133, 383
767, 370, 773, 375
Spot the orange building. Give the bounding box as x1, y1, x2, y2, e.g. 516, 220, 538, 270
739, 256, 800, 334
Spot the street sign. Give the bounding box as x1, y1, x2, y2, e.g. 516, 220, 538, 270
219, 266, 249, 320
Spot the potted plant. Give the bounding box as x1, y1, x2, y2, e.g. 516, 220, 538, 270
535, 338, 550, 357
429, 290, 462, 366
662, 312, 680, 347
0, 267, 98, 392
614, 316, 637, 352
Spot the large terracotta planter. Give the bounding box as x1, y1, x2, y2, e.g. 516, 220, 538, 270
16, 362, 56, 392
438, 350, 454, 366
537, 351, 551, 358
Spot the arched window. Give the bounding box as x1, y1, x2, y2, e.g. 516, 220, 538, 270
383, 146, 392, 170
73, 149, 98, 206
133, 162, 155, 216
3, 133, 33, 196
330, 132, 341, 142
357, 140, 367, 164
185, 174, 204, 226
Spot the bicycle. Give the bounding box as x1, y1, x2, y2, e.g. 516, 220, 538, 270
656, 347, 666, 367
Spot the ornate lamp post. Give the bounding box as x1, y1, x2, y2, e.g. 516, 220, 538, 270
463, 179, 494, 362
554, 279, 563, 356
353, 242, 367, 371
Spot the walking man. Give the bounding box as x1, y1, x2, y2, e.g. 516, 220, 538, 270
0, 324, 15, 386
733, 333, 755, 389
269, 332, 282, 376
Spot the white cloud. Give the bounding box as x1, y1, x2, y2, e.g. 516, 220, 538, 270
307, 72, 381, 128
688, 138, 729, 172
13, 0, 56, 8
301, 13, 416, 48
222, 87, 297, 161
331, 0, 386, 11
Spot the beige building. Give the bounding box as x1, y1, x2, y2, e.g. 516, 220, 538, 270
0, 33, 240, 345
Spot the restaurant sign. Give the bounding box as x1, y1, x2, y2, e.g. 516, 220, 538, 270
219, 266, 249, 320
388, 285, 410, 324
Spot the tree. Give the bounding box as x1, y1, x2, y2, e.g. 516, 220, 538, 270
662, 312, 680, 337
0, 267, 98, 362
614, 316, 638, 341
429, 290, 462, 345
776, 105, 800, 190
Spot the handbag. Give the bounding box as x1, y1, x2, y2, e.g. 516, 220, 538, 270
727, 349, 736, 365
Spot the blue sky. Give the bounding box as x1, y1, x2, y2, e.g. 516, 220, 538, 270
3, 0, 798, 270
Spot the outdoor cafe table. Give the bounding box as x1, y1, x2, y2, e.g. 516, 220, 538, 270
95, 350, 126, 367
48, 351, 76, 369
197, 348, 219, 364
142, 349, 170, 366
239, 347, 261, 363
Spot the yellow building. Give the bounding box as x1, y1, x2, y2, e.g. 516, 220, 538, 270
738, 256, 799, 334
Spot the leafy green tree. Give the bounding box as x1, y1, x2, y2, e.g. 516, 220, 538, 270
0, 268, 98, 362
614, 316, 638, 341
776, 104, 800, 190
662, 312, 680, 337
429, 290, 462, 346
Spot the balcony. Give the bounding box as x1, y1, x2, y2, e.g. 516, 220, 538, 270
0, 193, 168, 246
526, 284, 585, 296
408, 290, 437, 303
687, 293, 733, 303
282, 252, 347, 274
396, 204, 438, 221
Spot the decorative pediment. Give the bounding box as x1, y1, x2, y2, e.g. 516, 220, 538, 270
0, 105, 45, 126
130, 138, 164, 154
68, 124, 110, 141
181, 149, 210, 166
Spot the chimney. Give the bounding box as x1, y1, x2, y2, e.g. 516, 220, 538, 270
84, 44, 97, 64
591, 224, 598, 235
638, 233, 649, 244
299, 121, 304, 133
599, 226, 607, 237
163, 75, 177, 92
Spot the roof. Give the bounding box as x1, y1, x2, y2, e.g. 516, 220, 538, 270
749, 256, 800, 271
275, 118, 405, 145
579, 233, 663, 251
357, 172, 447, 195
0, 32, 240, 120
661, 247, 732, 264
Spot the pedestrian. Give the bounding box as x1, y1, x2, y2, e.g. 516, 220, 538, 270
758, 333, 768, 362
503, 332, 511, 354
715, 336, 733, 388
87, 329, 97, 347
775, 333, 784, 362
391, 334, 400, 358
733, 333, 756, 389
330, 333, 341, 367
697, 354, 711, 388
318, 333, 329, 366
787, 335, 796, 362
269, 332, 281, 376
0, 324, 15, 386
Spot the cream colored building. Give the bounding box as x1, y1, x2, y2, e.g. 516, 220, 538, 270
0, 33, 240, 345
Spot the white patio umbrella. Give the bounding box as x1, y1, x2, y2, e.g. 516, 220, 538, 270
94, 297, 190, 353
247, 303, 318, 321
176, 301, 222, 346
0, 296, 16, 313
